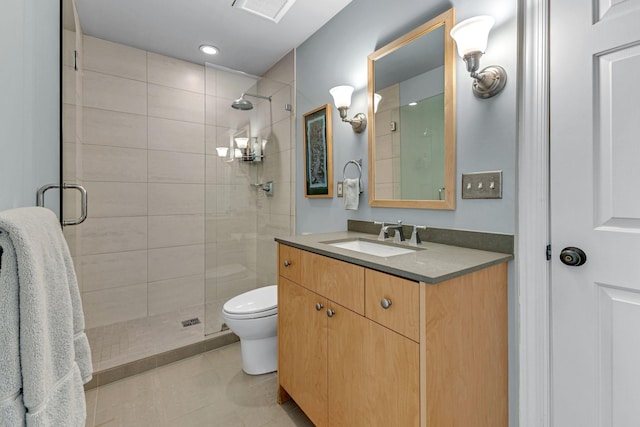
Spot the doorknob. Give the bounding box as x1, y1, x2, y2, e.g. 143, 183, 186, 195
559, 247, 587, 266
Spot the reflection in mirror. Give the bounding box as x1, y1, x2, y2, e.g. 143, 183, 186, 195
368, 8, 456, 209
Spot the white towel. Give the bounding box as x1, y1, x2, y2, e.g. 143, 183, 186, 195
0, 207, 92, 427
343, 178, 360, 210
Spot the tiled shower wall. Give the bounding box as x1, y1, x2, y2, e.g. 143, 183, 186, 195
62, 30, 294, 366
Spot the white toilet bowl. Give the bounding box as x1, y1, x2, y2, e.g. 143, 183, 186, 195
222, 285, 277, 375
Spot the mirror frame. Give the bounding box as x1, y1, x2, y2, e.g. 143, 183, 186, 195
367, 8, 456, 210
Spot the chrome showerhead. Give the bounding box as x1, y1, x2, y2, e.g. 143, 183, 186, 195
231, 96, 253, 110
230, 92, 272, 111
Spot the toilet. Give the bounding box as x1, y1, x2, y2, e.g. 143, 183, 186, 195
222, 285, 278, 375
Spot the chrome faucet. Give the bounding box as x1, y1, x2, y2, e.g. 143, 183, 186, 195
382, 220, 405, 243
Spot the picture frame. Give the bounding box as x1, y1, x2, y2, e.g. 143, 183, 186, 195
303, 104, 333, 198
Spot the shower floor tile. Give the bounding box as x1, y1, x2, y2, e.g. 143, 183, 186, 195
86, 304, 219, 372
85, 342, 313, 427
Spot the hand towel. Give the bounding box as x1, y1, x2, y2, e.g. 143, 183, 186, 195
343, 178, 360, 210
0, 207, 92, 427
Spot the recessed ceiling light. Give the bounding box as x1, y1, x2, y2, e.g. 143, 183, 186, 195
199, 45, 219, 55
409, 102, 418, 106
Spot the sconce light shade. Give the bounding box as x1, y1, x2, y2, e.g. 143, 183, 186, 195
329, 85, 367, 133
234, 137, 249, 149
450, 15, 506, 99
373, 93, 382, 113
329, 85, 354, 108
450, 16, 494, 58
216, 147, 229, 158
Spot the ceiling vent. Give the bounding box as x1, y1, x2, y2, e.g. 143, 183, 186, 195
231, 0, 297, 23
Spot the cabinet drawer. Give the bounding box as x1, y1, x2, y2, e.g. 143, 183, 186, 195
365, 269, 420, 342
301, 251, 365, 315
279, 244, 302, 283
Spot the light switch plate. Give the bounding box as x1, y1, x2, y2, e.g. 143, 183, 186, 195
337, 181, 343, 197
461, 171, 503, 199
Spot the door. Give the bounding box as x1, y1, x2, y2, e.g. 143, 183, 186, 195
550, 1, 640, 425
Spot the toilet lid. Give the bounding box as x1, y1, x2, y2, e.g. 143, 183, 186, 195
223, 285, 277, 315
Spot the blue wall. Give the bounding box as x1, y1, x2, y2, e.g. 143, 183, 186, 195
295, 0, 517, 235
295, 2, 519, 424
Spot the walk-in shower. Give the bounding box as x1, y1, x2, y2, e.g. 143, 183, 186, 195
231, 92, 272, 110
61, 26, 295, 375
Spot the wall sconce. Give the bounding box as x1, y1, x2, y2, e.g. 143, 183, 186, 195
450, 16, 507, 99
329, 85, 367, 133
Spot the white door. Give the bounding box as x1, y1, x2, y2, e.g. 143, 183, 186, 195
550, 0, 640, 425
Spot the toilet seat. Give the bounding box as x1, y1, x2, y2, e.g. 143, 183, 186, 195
223, 285, 277, 320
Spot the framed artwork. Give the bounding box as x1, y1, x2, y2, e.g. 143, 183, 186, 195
303, 104, 333, 198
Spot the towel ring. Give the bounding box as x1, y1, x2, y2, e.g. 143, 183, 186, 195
343, 160, 363, 194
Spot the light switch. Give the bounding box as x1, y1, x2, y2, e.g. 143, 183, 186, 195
461, 171, 503, 199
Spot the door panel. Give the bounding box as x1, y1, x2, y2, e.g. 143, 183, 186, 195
595, 45, 640, 229
550, 0, 640, 425
597, 285, 640, 424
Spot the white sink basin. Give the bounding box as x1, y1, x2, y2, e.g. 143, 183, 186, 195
326, 239, 417, 257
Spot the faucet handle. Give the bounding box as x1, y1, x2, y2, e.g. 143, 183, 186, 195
374, 221, 387, 241
409, 225, 426, 245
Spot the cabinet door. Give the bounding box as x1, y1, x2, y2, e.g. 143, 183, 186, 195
363, 320, 420, 427
278, 277, 328, 426
327, 305, 420, 427
327, 302, 369, 426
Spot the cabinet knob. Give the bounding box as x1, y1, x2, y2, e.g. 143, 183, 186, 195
327, 309, 336, 318
380, 298, 392, 309
283, 260, 291, 267
315, 303, 324, 311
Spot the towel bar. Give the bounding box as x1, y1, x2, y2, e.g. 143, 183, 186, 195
343, 159, 364, 194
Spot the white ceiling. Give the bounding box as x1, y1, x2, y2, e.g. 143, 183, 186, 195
73, 0, 352, 76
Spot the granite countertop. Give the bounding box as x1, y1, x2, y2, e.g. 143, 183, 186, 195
275, 231, 513, 284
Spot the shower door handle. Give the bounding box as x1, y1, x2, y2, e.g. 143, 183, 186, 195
37, 183, 88, 226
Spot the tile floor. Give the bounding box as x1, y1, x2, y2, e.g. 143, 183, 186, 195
84, 342, 313, 426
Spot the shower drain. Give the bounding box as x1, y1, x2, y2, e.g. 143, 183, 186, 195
181, 318, 201, 327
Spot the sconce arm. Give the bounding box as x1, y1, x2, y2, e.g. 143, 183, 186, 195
336, 107, 367, 133
462, 50, 507, 98
470, 65, 507, 99
343, 113, 367, 133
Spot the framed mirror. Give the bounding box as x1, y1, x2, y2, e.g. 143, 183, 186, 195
367, 8, 456, 209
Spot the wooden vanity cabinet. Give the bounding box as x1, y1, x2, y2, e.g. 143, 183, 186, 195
278, 246, 419, 426
277, 243, 508, 427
